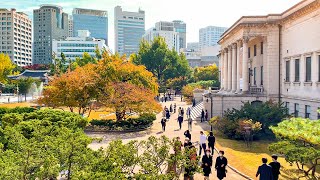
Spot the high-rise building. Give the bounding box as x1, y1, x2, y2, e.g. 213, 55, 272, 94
0, 8, 32, 66
72, 8, 108, 44
143, 21, 180, 52
187, 42, 199, 52
52, 30, 111, 61
172, 20, 186, 49
33, 5, 68, 64
68, 15, 73, 37
199, 26, 227, 50
114, 6, 145, 56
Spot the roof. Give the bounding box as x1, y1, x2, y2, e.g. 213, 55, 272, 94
8, 70, 50, 80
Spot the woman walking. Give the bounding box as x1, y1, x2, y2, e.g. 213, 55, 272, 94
208, 132, 216, 155
202, 149, 213, 180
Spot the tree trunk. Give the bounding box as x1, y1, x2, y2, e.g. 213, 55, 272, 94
116, 110, 126, 121
25, 93, 27, 102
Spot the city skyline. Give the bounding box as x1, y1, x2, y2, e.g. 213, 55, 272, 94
1, 0, 301, 51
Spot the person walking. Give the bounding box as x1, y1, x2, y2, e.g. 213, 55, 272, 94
192, 98, 196, 107
184, 137, 193, 149
199, 131, 207, 156
202, 149, 213, 180
166, 108, 170, 120
170, 104, 173, 113
174, 103, 177, 113
269, 155, 281, 180
187, 107, 191, 118
161, 117, 166, 132
205, 110, 208, 121
178, 107, 182, 116
184, 130, 191, 141
181, 107, 185, 117
256, 158, 273, 180
188, 117, 193, 131
178, 115, 183, 130
201, 109, 205, 122
207, 132, 215, 155
181, 95, 183, 102
215, 150, 228, 180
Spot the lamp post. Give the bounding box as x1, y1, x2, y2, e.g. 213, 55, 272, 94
206, 92, 213, 131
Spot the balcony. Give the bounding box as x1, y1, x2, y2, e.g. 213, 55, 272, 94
249, 86, 264, 94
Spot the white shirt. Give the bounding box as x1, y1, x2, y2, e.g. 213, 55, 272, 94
200, 134, 207, 144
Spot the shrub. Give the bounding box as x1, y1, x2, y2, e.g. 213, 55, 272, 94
89, 113, 156, 131
0, 107, 35, 119
220, 101, 288, 140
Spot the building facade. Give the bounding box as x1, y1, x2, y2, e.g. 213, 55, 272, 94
187, 42, 199, 52
72, 8, 108, 44
204, 0, 320, 120
52, 30, 110, 61
0, 8, 32, 66
68, 15, 73, 37
173, 20, 186, 49
114, 6, 145, 56
199, 26, 227, 50
182, 45, 220, 68
33, 5, 68, 64
143, 21, 180, 52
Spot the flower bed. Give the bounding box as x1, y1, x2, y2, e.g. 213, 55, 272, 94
86, 113, 156, 132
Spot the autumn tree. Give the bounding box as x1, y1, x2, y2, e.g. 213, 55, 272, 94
193, 64, 219, 82
0, 53, 16, 83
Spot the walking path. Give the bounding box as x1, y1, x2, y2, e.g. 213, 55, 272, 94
87, 96, 246, 180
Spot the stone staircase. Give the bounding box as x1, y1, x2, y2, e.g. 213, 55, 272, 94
190, 101, 204, 121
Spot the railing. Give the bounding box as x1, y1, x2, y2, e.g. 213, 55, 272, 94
249, 86, 264, 94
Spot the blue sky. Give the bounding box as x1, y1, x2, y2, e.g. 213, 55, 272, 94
2, 0, 301, 51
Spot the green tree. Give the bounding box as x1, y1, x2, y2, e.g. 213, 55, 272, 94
14, 77, 36, 102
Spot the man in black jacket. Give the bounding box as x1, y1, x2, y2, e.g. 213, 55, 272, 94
215, 150, 228, 180
269, 155, 281, 180
256, 158, 273, 180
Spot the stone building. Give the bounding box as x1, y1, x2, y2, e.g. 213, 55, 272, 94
204, 0, 320, 120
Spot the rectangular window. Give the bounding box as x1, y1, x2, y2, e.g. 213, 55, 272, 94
286, 61, 290, 82
306, 57, 311, 82
305, 105, 311, 118
254, 45, 257, 56
285, 102, 290, 114
294, 103, 299, 117
253, 67, 256, 85
261, 42, 263, 54
261, 66, 263, 85
248, 47, 251, 58
295, 59, 300, 82
248, 68, 251, 84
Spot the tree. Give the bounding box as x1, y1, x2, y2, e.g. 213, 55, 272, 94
14, 77, 36, 102
0, 53, 16, 83
269, 118, 320, 177
193, 64, 219, 82
132, 37, 191, 91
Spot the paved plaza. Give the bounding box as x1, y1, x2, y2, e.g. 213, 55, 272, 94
87, 96, 246, 180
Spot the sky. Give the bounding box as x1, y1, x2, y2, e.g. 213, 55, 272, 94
2, 0, 301, 51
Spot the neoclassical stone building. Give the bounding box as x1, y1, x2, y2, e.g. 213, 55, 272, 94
204, 0, 320, 120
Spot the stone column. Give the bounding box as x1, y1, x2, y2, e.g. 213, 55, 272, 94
220, 52, 224, 90
227, 46, 232, 92
242, 37, 249, 93
223, 49, 228, 92
236, 40, 242, 93
231, 43, 237, 92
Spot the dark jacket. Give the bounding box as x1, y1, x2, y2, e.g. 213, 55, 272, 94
184, 131, 192, 140
202, 154, 213, 176
208, 135, 215, 146
256, 164, 273, 180
178, 116, 183, 123
161, 118, 166, 125
201, 110, 205, 117
269, 161, 280, 180
215, 156, 228, 179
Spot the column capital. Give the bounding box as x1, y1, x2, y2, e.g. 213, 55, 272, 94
228, 45, 232, 51
237, 39, 243, 47
243, 36, 249, 43
232, 43, 237, 49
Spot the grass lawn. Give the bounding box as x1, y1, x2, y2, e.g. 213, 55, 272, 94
213, 132, 319, 180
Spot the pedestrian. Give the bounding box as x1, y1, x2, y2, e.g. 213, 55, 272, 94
201, 109, 205, 122
161, 117, 166, 132
188, 117, 193, 131
175, 91, 177, 97
178, 115, 183, 130
269, 155, 281, 180
184, 145, 197, 180
181, 107, 185, 117
192, 98, 196, 107
166, 109, 170, 120
178, 107, 182, 116
215, 150, 228, 180
165, 96, 167, 102
184, 137, 192, 149
181, 95, 183, 102
161, 96, 164, 102
208, 131, 215, 155
256, 158, 273, 180
202, 149, 213, 180
184, 130, 191, 141
205, 110, 208, 121
186, 107, 191, 118
174, 103, 177, 113
199, 131, 207, 156
170, 104, 173, 113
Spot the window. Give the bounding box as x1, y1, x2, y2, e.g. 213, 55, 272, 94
248, 68, 251, 84
295, 59, 300, 82
306, 57, 311, 82
254, 45, 257, 56
248, 47, 251, 58
261, 42, 263, 54
294, 103, 299, 117
305, 105, 311, 118
285, 102, 290, 114
286, 60, 290, 82
253, 67, 256, 85
261, 66, 263, 85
